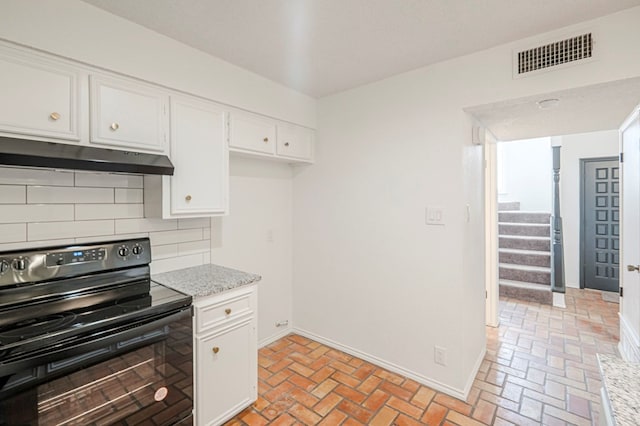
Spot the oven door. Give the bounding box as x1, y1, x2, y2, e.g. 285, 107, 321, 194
0, 308, 193, 426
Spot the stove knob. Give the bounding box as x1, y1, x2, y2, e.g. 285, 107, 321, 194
118, 247, 129, 257
0, 260, 9, 274
13, 258, 27, 271
132, 245, 143, 256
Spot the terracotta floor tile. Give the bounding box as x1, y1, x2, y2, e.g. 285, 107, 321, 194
227, 288, 618, 425
421, 402, 448, 425
369, 406, 399, 426
313, 393, 343, 417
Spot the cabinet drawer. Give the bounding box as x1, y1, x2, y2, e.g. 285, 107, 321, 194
90, 75, 168, 153
276, 124, 313, 161
229, 112, 276, 155
195, 291, 252, 333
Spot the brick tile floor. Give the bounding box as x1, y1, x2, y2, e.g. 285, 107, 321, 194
226, 288, 619, 425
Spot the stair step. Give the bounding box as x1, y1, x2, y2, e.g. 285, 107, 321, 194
498, 202, 521, 211
499, 222, 550, 237
499, 263, 551, 285
499, 279, 553, 305
499, 248, 551, 267
499, 235, 550, 251
498, 211, 551, 224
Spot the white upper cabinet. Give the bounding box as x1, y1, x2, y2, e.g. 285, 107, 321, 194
0, 47, 79, 141
144, 96, 228, 218
90, 75, 168, 153
229, 112, 276, 156
229, 111, 314, 163
277, 123, 314, 161
169, 96, 228, 216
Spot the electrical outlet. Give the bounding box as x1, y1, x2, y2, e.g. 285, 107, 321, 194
275, 320, 289, 327
426, 206, 445, 225
434, 346, 447, 366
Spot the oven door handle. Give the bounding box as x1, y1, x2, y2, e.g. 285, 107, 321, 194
0, 307, 190, 378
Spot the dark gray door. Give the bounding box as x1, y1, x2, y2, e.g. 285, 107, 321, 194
581, 158, 620, 292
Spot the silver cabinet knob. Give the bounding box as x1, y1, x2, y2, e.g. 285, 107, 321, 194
185, 195, 192, 202
110, 122, 120, 131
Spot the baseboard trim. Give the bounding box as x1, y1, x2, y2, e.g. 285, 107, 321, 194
619, 313, 640, 362
462, 345, 487, 398
553, 292, 566, 308
293, 327, 480, 401
259, 327, 292, 349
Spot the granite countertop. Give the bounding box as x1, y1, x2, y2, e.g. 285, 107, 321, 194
152, 264, 261, 298
598, 354, 640, 425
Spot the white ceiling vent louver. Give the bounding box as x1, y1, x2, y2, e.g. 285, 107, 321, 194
514, 32, 594, 77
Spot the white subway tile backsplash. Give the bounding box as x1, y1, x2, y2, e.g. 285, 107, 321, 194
149, 228, 203, 246
115, 188, 143, 203
0, 224, 26, 244
75, 172, 143, 188
0, 167, 74, 186
75, 204, 144, 220
74, 232, 148, 244
178, 218, 211, 230
150, 253, 204, 274
151, 244, 179, 260
116, 218, 177, 234
0, 205, 74, 223
0, 185, 26, 204
28, 186, 114, 204
0, 238, 75, 252
178, 239, 210, 255
0, 168, 210, 274
28, 220, 115, 240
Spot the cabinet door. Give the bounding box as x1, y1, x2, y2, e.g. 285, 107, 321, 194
229, 112, 276, 155
0, 49, 79, 140
277, 124, 314, 161
90, 75, 168, 152
196, 319, 256, 426
169, 96, 228, 216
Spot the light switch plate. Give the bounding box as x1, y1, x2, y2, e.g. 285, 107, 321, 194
426, 206, 445, 225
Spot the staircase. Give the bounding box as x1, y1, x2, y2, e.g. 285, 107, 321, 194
498, 202, 553, 305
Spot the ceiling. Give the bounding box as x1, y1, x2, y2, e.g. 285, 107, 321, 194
81, 0, 640, 98
465, 78, 640, 141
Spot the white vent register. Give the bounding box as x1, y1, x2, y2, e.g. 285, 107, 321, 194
515, 32, 593, 76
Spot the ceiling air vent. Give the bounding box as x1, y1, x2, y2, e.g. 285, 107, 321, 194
516, 33, 593, 75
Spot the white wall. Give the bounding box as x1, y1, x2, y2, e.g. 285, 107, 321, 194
0, 0, 315, 345
498, 137, 552, 211
210, 157, 294, 345
558, 130, 619, 288
293, 7, 640, 398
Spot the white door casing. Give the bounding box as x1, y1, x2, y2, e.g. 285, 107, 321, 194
619, 105, 640, 362
484, 131, 499, 327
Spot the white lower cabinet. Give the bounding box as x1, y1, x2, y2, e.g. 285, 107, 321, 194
194, 286, 257, 426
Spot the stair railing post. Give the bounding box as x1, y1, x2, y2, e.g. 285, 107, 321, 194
551, 146, 566, 293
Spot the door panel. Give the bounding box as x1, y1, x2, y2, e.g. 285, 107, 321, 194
621, 113, 640, 342
582, 159, 620, 292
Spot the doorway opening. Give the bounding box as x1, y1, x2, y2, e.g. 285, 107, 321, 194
496, 137, 553, 305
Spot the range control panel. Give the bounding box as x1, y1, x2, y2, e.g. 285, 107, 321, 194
0, 238, 152, 286
45, 248, 107, 267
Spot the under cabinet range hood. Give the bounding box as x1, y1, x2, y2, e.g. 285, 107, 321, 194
0, 136, 174, 175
